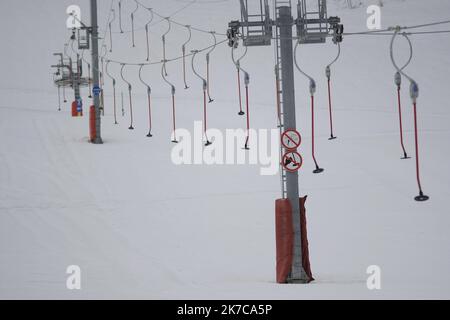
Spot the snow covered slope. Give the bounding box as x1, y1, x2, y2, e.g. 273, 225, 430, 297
0, 0, 450, 299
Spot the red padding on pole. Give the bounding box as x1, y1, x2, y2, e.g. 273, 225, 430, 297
300, 196, 314, 282
275, 197, 314, 284
89, 105, 96, 143
71, 101, 78, 117
275, 198, 293, 284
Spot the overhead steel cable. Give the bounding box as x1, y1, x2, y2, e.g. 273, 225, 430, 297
105, 38, 228, 66
294, 40, 324, 174
120, 64, 134, 130
192, 49, 212, 146
138, 64, 153, 137
135, 0, 227, 36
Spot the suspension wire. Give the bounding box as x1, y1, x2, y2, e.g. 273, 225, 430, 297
390, 28, 429, 202
133, 0, 227, 36
138, 64, 153, 137
104, 0, 198, 35
144, 7, 154, 61
192, 50, 212, 146
162, 18, 172, 77
105, 61, 118, 124
182, 25, 192, 89
206, 31, 217, 103
118, 0, 124, 33
161, 60, 178, 143
106, 38, 228, 66
108, 9, 116, 52
325, 42, 340, 140
120, 64, 134, 130
231, 44, 248, 116
294, 40, 324, 174
131, 0, 139, 47
393, 33, 413, 159
232, 44, 250, 149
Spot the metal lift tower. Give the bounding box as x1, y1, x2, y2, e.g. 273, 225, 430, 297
227, 0, 343, 283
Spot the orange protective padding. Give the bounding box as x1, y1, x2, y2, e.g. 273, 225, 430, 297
71, 101, 78, 117
275, 198, 294, 283
89, 105, 96, 142
275, 197, 314, 284
300, 196, 314, 282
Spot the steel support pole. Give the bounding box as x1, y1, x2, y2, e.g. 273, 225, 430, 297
91, 0, 103, 144
278, 6, 308, 283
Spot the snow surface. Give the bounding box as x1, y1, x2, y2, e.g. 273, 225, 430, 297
1, 0, 450, 299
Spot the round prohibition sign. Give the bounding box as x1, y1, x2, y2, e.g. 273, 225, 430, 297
281, 129, 302, 150
282, 151, 303, 173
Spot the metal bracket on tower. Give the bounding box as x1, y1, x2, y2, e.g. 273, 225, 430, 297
229, 0, 273, 47
295, 0, 343, 44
